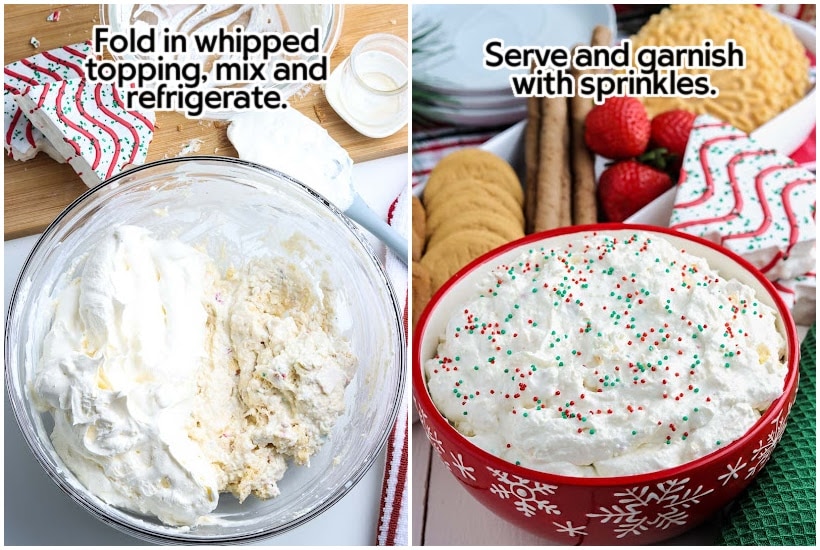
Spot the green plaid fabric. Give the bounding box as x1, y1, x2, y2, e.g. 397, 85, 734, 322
717, 324, 816, 545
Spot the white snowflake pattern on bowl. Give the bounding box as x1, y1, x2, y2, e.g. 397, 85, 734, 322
586, 478, 714, 539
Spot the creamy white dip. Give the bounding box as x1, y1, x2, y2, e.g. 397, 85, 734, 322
425, 233, 787, 476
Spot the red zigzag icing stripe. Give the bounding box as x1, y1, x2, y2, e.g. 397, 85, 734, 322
34, 83, 50, 109
672, 133, 746, 210
24, 115, 34, 146
112, 86, 154, 132
53, 80, 102, 169
4, 67, 41, 90
19, 58, 65, 83
772, 280, 794, 296
5, 107, 25, 147
756, 177, 815, 275
694, 121, 733, 130
95, 84, 144, 168
722, 162, 792, 243
41, 50, 86, 79
74, 80, 124, 179
63, 45, 89, 58
781, 177, 814, 250
670, 149, 775, 232
5, 44, 88, 92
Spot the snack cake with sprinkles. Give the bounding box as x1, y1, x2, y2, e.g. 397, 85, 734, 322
3, 41, 92, 161
668, 114, 816, 281
424, 232, 787, 477
15, 78, 155, 188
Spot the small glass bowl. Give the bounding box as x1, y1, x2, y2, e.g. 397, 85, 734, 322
325, 33, 409, 138
5, 156, 405, 543
339, 33, 408, 128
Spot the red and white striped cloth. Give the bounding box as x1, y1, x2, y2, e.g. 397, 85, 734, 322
412, 126, 504, 191
376, 188, 410, 546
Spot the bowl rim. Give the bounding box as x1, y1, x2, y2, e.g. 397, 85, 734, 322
413, 222, 799, 487
5, 155, 406, 543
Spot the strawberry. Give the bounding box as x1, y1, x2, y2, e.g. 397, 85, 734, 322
650, 109, 696, 176
584, 96, 650, 159
597, 160, 673, 222
650, 109, 696, 159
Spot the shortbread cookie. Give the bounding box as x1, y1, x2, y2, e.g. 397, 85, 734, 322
424, 176, 524, 218
427, 210, 525, 249
420, 230, 509, 291
412, 261, 434, 329
426, 192, 525, 239
413, 231, 425, 263
424, 149, 523, 205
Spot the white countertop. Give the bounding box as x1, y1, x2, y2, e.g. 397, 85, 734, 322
3, 153, 408, 545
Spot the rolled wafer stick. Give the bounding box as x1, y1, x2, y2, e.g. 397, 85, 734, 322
524, 63, 541, 233
591, 25, 613, 52
570, 45, 597, 225
533, 95, 569, 232
569, 109, 597, 224
559, 117, 572, 227
570, 26, 613, 225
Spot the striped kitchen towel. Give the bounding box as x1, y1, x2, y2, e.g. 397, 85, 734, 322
376, 187, 410, 546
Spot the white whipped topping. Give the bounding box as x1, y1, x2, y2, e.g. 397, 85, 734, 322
32, 225, 356, 525
32, 226, 217, 525
425, 233, 787, 477
228, 108, 355, 210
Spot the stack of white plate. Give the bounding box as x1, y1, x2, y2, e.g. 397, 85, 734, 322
413, 4, 616, 128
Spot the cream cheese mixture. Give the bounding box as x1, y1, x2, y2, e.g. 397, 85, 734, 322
31, 225, 356, 525
425, 233, 787, 477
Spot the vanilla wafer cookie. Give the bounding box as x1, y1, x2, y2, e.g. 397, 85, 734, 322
425, 176, 525, 219
425, 192, 524, 239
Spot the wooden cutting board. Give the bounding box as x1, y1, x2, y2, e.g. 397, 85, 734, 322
3, 4, 408, 239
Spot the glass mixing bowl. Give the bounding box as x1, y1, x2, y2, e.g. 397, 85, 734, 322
5, 156, 405, 543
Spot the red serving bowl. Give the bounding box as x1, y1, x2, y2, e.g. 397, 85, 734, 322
413, 224, 799, 545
